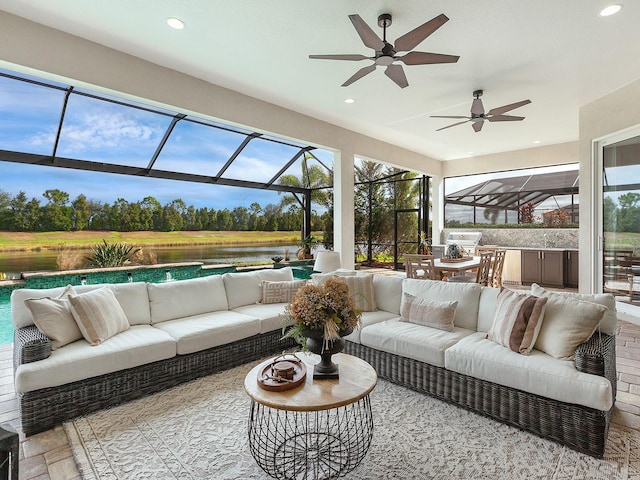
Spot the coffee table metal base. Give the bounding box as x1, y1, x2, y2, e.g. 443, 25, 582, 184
248, 397, 373, 480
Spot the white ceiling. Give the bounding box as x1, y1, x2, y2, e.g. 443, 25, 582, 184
2, 0, 640, 161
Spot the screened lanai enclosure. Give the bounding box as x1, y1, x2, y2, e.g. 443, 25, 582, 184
444, 167, 579, 226
0, 68, 336, 243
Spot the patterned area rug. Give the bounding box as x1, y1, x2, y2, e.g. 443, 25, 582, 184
65, 361, 640, 480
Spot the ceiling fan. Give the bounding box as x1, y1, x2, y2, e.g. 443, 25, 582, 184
431, 90, 532, 132
309, 13, 459, 88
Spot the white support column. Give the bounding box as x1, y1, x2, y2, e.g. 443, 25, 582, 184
431, 175, 444, 244
333, 149, 355, 269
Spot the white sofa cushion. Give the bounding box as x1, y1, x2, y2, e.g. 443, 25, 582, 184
531, 284, 618, 336
445, 332, 613, 411
402, 278, 482, 331
12, 285, 78, 329
344, 310, 400, 344
360, 318, 475, 368
105, 282, 151, 326
68, 288, 130, 346
224, 268, 294, 309
232, 303, 292, 334
477, 286, 500, 332
372, 274, 404, 315
148, 275, 228, 324
152, 311, 261, 355
14, 325, 176, 393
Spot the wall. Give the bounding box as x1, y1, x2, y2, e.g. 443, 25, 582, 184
440, 228, 578, 249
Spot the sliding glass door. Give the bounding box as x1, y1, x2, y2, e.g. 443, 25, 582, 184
600, 130, 640, 307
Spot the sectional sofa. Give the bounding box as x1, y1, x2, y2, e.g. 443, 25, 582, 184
12, 268, 616, 457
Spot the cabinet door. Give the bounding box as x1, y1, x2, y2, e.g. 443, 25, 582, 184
565, 250, 579, 288
521, 250, 541, 285
541, 251, 565, 287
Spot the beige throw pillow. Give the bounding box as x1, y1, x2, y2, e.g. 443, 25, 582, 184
24, 285, 82, 350
342, 275, 377, 312
400, 292, 457, 332
533, 292, 608, 360
486, 288, 547, 355
261, 280, 307, 304
68, 288, 130, 346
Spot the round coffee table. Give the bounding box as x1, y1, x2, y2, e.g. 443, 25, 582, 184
244, 353, 377, 480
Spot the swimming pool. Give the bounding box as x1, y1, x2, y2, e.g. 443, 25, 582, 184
0, 298, 13, 345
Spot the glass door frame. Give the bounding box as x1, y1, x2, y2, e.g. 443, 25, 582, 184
593, 123, 640, 315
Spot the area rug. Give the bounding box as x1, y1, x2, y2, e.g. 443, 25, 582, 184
65, 361, 640, 480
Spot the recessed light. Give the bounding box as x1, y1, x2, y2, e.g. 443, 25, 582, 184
533, 140, 541, 144
344, 98, 355, 104
167, 17, 186, 29
599, 4, 622, 16
467, 151, 474, 155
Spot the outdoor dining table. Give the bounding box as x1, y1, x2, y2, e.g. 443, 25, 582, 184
434, 256, 481, 279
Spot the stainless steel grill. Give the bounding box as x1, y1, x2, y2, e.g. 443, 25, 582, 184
445, 231, 482, 255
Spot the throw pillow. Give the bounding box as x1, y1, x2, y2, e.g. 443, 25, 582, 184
342, 275, 377, 312
486, 288, 548, 355
533, 293, 608, 360
24, 285, 82, 350
68, 288, 130, 346
399, 292, 457, 332
261, 280, 308, 304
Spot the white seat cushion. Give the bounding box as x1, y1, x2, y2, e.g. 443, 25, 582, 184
152, 311, 261, 355
360, 318, 475, 368
232, 303, 291, 334
444, 332, 613, 411
14, 325, 176, 393
344, 310, 399, 344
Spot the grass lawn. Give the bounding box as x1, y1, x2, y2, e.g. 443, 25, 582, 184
0, 231, 307, 251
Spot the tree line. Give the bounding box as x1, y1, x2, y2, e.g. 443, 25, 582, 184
0, 189, 327, 232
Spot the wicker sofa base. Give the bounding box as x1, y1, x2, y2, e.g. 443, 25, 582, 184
344, 341, 612, 458
20, 329, 295, 436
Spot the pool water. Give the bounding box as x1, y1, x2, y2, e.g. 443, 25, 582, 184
0, 299, 13, 345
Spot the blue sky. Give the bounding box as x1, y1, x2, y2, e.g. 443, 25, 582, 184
0, 69, 333, 210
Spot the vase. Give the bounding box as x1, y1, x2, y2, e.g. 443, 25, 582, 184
303, 325, 354, 379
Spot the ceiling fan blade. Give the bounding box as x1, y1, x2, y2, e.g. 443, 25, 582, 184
487, 114, 526, 122
430, 115, 470, 119
436, 120, 470, 131
309, 54, 371, 61
385, 64, 409, 88
342, 64, 377, 87
348, 14, 384, 51
472, 120, 484, 132
471, 98, 484, 115
394, 14, 449, 52
487, 99, 531, 116
398, 51, 460, 65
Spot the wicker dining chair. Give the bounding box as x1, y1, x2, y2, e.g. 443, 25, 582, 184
404, 254, 439, 280
447, 251, 493, 286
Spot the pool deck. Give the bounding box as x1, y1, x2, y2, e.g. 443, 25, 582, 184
1, 294, 639, 478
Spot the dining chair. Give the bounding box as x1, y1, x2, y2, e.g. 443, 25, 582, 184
447, 251, 493, 286
404, 254, 439, 280
490, 249, 507, 288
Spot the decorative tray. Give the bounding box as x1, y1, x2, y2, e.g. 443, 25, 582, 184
439, 256, 473, 263
257, 353, 307, 391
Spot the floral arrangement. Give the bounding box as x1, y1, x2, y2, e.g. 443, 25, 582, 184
282, 277, 362, 349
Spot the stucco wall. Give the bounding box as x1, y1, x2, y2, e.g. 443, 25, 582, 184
440, 228, 578, 249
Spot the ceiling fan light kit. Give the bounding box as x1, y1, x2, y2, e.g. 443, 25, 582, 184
431, 89, 532, 133
309, 12, 460, 88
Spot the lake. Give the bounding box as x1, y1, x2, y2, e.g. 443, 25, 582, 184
0, 243, 303, 276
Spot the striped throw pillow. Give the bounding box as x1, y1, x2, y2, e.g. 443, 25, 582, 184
68, 288, 130, 346
261, 280, 307, 304
400, 292, 457, 332
342, 275, 377, 312
486, 288, 548, 355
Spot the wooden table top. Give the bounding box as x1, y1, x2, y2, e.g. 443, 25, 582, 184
244, 353, 377, 412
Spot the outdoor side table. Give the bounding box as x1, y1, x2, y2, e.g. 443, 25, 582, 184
244, 353, 377, 480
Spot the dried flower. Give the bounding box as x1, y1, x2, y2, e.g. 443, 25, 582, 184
282, 277, 362, 348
